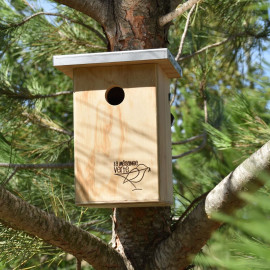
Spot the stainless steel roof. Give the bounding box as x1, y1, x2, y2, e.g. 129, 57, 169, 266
53, 48, 181, 79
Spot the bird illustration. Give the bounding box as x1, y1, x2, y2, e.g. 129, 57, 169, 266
115, 164, 151, 191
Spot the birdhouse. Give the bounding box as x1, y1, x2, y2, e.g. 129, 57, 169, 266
53, 48, 181, 207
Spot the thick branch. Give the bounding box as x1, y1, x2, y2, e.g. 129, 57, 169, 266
147, 140, 270, 269
159, 0, 202, 27
53, 0, 108, 26
0, 185, 128, 270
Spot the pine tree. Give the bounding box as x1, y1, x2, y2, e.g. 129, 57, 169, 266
0, 0, 270, 269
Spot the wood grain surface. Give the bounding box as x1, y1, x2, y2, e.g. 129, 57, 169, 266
73, 64, 172, 207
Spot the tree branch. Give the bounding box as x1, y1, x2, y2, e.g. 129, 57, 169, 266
3, 12, 107, 44
2, 168, 18, 186
172, 134, 204, 145
0, 185, 129, 269
159, 0, 202, 27
175, 4, 196, 61
53, 0, 108, 26
0, 163, 74, 170
2, 90, 73, 100
79, 220, 112, 234
172, 133, 206, 159
175, 191, 209, 225
57, 34, 106, 50
22, 112, 73, 137
177, 22, 270, 62
178, 37, 232, 61
147, 140, 270, 270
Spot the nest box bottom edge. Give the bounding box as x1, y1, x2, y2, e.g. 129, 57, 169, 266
75, 200, 173, 208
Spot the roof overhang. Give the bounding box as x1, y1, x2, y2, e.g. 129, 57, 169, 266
53, 48, 181, 79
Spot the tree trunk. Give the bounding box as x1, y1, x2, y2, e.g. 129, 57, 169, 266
103, 1, 173, 268
112, 207, 171, 268
104, 0, 170, 51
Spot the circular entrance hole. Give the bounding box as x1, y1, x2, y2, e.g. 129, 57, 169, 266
105, 87, 125, 106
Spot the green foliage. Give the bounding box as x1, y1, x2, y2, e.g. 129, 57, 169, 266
0, 0, 270, 268
170, 0, 270, 203
169, 1, 270, 268
0, 0, 110, 268
195, 179, 270, 269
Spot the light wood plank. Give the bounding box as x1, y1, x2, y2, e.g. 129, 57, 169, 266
73, 63, 173, 207
74, 64, 160, 205
156, 66, 173, 203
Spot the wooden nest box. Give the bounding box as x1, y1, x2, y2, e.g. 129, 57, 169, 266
53, 48, 181, 207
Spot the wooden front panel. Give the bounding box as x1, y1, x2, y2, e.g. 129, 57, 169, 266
74, 64, 161, 206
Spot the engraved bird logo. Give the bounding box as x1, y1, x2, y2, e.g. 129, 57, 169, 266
115, 164, 151, 191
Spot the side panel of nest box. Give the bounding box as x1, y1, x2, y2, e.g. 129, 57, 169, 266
73, 64, 172, 207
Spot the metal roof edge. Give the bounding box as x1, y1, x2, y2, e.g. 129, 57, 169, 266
53, 48, 181, 78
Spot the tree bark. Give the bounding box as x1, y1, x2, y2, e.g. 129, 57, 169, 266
105, 0, 170, 50
54, 0, 170, 51
0, 186, 129, 270
112, 207, 171, 268
159, 0, 202, 27
53, 0, 109, 26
